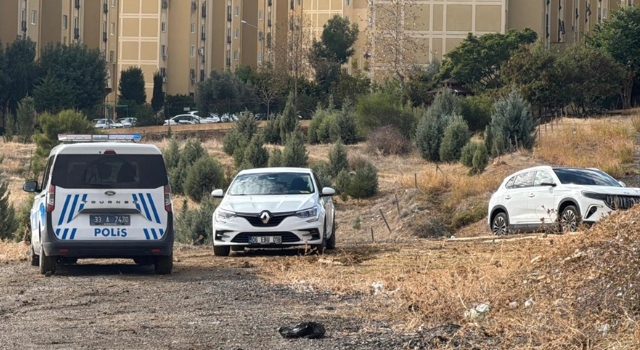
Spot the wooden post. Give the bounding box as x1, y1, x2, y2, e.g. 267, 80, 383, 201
379, 209, 392, 233
414, 173, 417, 188
370, 227, 374, 242
394, 193, 400, 215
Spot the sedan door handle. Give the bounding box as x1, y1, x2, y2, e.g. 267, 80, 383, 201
528, 193, 535, 198
504, 195, 511, 200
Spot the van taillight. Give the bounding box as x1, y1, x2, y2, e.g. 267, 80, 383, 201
164, 185, 172, 212
46, 185, 55, 212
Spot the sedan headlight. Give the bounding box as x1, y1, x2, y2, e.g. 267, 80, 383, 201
296, 206, 319, 222
215, 209, 236, 222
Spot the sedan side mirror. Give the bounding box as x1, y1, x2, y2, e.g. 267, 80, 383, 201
211, 189, 224, 198
23, 181, 38, 193
321, 187, 336, 196
619, 181, 626, 187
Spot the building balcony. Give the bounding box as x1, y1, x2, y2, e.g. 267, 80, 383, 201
103, 3, 108, 13
103, 32, 107, 42
201, 32, 206, 41
227, 36, 231, 44
21, 20, 27, 32
74, 28, 80, 39
202, 3, 207, 17
75, 0, 81, 9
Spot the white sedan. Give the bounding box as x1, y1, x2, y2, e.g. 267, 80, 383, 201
210, 167, 337, 256
93, 119, 122, 129
163, 114, 200, 125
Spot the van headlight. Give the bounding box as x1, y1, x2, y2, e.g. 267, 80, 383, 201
215, 209, 236, 222
296, 206, 319, 222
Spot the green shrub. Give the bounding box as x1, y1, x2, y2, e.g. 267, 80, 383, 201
131, 103, 157, 127
163, 138, 180, 170
346, 160, 378, 199
425, 88, 462, 120
282, 129, 308, 167
336, 100, 358, 144
439, 115, 470, 162
355, 91, 415, 138
175, 196, 218, 244
310, 161, 333, 189
269, 148, 284, 167
279, 93, 299, 144
15, 194, 35, 242
183, 156, 225, 202
0, 179, 18, 241
460, 94, 493, 133
489, 88, 536, 152
415, 114, 447, 162
334, 169, 352, 199
328, 140, 349, 177
223, 129, 248, 156
34, 109, 94, 159
307, 106, 330, 144
461, 141, 481, 168
3, 113, 15, 142
16, 96, 36, 143
366, 125, 412, 156
262, 116, 281, 144
318, 113, 339, 143
170, 138, 207, 195
461, 141, 489, 174
242, 134, 269, 169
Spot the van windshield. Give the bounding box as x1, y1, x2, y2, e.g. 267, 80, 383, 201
51, 154, 168, 189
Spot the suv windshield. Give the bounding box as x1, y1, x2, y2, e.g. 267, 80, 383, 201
228, 172, 315, 195
552, 168, 621, 187
51, 154, 168, 189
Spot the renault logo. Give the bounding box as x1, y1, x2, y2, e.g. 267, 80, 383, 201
260, 211, 271, 224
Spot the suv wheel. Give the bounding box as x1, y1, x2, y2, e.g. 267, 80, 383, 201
154, 254, 173, 275
491, 212, 509, 235
213, 245, 231, 257
560, 205, 580, 232
326, 220, 336, 250
39, 249, 57, 275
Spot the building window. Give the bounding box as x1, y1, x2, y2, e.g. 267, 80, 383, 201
258, 53, 263, 63
109, 50, 114, 62
111, 0, 116, 7
103, 21, 107, 33
233, 50, 238, 61
259, 10, 263, 20
31, 10, 37, 25
235, 6, 239, 16
191, 23, 195, 33
161, 44, 166, 57
234, 28, 239, 39
161, 22, 166, 32
74, 16, 79, 29
21, 9, 26, 21
110, 22, 115, 35
62, 15, 68, 29
160, 68, 166, 77
297, 0, 301, 5
258, 31, 263, 41
190, 45, 195, 57
346, 0, 350, 5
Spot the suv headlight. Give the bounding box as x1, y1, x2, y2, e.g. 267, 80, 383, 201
296, 206, 319, 222
215, 209, 236, 222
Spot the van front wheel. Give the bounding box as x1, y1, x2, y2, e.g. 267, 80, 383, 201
39, 250, 57, 275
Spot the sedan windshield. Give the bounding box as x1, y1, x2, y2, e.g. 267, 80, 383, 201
228, 172, 315, 195
552, 168, 621, 187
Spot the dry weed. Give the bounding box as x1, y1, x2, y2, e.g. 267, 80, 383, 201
0, 240, 29, 262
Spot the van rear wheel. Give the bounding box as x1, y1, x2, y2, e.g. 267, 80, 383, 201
154, 254, 173, 275
39, 250, 57, 275
30, 245, 39, 267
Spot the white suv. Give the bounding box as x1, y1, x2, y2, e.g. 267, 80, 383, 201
488, 166, 640, 235
23, 134, 174, 274
210, 167, 336, 256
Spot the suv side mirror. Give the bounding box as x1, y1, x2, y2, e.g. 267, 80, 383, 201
619, 181, 626, 187
23, 181, 38, 193
321, 187, 336, 196
211, 189, 224, 198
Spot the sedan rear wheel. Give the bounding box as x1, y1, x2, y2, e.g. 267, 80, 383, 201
491, 212, 509, 236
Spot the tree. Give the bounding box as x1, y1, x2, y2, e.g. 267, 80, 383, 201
3, 38, 38, 116
365, 0, 427, 86
16, 96, 36, 143
0, 176, 18, 240
282, 128, 308, 167
439, 116, 470, 162
0, 40, 9, 121
151, 71, 164, 113
183, 156, 225, 203
279, 93, 299, 144
502, 43, 568, 118
328, 140, 350, 178
38, 43, 107, 113
254, 63, 287, 117
118, 66, 146, 105
313, 15, 359, 65
273, 13, 313, 105
588, 6, 640, 109
355, 91, 415, 138
195, 70, 246, 117
489, 88, 536, 152
32, 71, 75, 114
439, 28, 538, 91
242, 135, 270, 169
34, 110, 95, 160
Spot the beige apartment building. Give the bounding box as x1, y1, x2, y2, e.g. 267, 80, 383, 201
0, 0, 43, 55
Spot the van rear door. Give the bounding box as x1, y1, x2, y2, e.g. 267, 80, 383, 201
50, 153, 169, 241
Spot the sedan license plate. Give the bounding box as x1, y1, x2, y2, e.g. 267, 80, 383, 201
90, 214, 131, 226
249, 236, 282, 244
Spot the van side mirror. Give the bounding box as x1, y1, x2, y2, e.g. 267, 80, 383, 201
23, 181, 38, 193
211, 189, 224, 198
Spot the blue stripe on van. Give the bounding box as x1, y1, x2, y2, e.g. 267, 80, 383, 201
70, 229, 77, 240
138, 193, 152, 222
57, 195, 72, 226
78, 194, 87, 212
132, 194, 142, 214
159, 229, 165, 238
61, 228, 69, 240
55, 228, 60, 238
147, 193, 161, 224
143, 229, 150, 240
67, 195, 80, 223
151, 229, 158, 240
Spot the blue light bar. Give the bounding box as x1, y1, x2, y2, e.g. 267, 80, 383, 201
58, 134, 143, 143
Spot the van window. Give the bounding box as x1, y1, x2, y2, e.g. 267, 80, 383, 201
51, 154, 168, 189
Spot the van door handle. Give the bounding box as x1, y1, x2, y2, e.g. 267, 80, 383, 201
528, 193, 535, 198
504, 195, 511, 200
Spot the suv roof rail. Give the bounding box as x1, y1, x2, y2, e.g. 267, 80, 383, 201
58, 134, 142, 143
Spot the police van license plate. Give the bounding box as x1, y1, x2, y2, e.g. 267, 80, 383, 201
90, 215, 131, 226
249, 236, 282, 244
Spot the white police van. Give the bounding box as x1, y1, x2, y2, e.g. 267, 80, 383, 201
23, 134, 174, 274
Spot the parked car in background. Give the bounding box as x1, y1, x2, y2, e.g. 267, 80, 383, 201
200, 113, 221, 123
117, 117, 138, 128
210, 167, 337, 256
488, 166, 640, 235
220, 113, 239, 122
93, 119, 122, 129
163, 114, 200, 125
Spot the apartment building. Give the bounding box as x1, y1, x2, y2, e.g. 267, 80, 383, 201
0, 0, 42, 55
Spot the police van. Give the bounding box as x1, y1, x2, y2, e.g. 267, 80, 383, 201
23, 134, 174, 275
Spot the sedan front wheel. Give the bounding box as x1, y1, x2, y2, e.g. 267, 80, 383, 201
491, 212, 509, 236
559, 205, 580, 232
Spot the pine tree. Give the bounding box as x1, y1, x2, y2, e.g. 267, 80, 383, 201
0, 157, 18, 240
151, 71, 164, 112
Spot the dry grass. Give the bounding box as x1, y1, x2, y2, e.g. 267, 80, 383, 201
0, 240, 29, 262
535, 117, 636, 177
